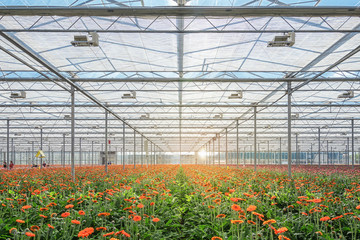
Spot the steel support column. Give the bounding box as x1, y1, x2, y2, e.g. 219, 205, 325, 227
287, 81, 292, 178
254, 106, 257, 172
134, 131, 136, 169
91, 141, 94, 166
6, 119, 9, 170
105, 110, 108, 173
318, 128, 321, 166
123, 122, 125, 170
141, 136, 143, 167
225, 128, 228, 167
352, 119, 355, 168
40, 127, 43, 168
236, 120, 239, 168
70, 86, 75, 181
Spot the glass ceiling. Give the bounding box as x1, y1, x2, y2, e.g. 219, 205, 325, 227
1, 1, 360, 154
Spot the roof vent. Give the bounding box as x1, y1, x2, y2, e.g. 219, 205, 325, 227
268, 32, 295, 47
122, 91, 136, 99
228, 91, 243, 99
10, 91, 26, 99
71, 32, 99, 47
338, 90, 354, 99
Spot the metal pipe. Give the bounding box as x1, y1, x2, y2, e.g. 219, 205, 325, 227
225, 128, 228, 167
105, 110, 108, 173
63, 134, 65, 167
254, 106, 257, 171
70, 86, 75, 181
134, 130, 136, 169
352, 119, 355, 168
79, 137, 82, 166
123, 122, 125, 170
141, 136, 143, 167
91, 141, 94, 166
40, 127, 43, 169
218, 134, 220, 166
236, 120, 239, 168
287, 81, 292, 178
318, 127, 321, 166
6, 119, 9, 169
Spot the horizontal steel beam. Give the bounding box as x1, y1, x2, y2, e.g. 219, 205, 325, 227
1, 103, 360, 108
2, 77, 360, 83
2, 88, 358, 92
2, 29, 360, 34
0, 7, 359, 17
1, 117, 359, 121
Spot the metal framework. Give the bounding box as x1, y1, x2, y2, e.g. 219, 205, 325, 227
1, 1, 360, 174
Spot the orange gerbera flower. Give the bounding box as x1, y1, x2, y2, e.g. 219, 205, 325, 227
61, 212, 70, 218
320, 216, 330, 221
263, 219, 276, 225
247, 205, 257, 212
103, 232, 115, 237
231, 220, 244, 224
231, 204, 241, 211
152, 218, 160, 222
216, 214, 226, 218
71, 220, 81, 225
25, 232, 35, 237
332, 215, 343, 220
97, 212, 110, 217
22, 205, 32, 210
137, 203, 144, 208
133, 215, 142, 222
16, 219, 25, 223
275, 227, 288, 234
48, 224, 55, 229
65, 204, 74, 209
211, 237, 223, 240
96, 227, 107, 231
9, 228, 17, 234
30, 225, 40, 232
78, 210, 85, 215
78, 227, 94, 238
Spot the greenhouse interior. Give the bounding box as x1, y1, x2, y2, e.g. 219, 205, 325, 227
1, 1, 360, 240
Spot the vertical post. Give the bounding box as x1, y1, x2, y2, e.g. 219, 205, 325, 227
279, 137, 282, 165
287, 81, 292, 178
330, 147, 333, 165
225, 128, 228, 167
310, 143, 313, 165
40, 127, 43, 168
91, 141, 94, 166
6, 120, 10, 168
70, 86, 75, 181
327, 140, 329, 165
62, 134, 65, 167
32, 141, 34, 166
122, 122, 125, 170
295, 133, 298, 165
352, 119, 355, 168
347, 137, 350, 165
105, 110, 108, 173
236, 120, 239, 168
48, 143, 50, 166
134, 131, 136, 169
11, 138, 14, 164
318, 127, 321, 166
218, 134, 220, 166
79, 137, 82, 167
267, 141, 270, 165
141, 136, 144, 167
254, 106, 257, 172
213, 138, 215, 166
